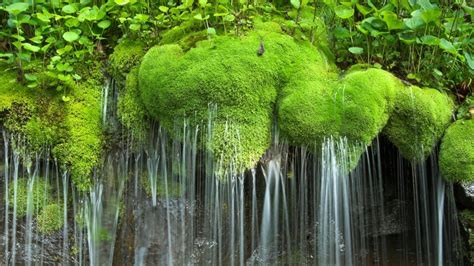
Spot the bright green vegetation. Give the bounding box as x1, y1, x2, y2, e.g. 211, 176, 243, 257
139, 25, 333, 170
109, 40, 146, 79
37, 203, 64, 235
279, 68, 400, 148
384, 86, 454, 161
53, 77, 103, 191
0, 63, 102, 191
439, 119, 474, 182
8, 178, 50, 218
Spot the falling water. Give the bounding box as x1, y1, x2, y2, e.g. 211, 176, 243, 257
0, 88, 467, 265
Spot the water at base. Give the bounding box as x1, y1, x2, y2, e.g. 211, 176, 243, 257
0, 122, 465, 265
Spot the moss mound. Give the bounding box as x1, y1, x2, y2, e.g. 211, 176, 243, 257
279, 68, 400, 153
1, 63, 103, 191
384, 86, 453, 161
139, 27, 331, 170
37, 203, 64, 234
439, 119, 474, 182
8, 178, 50, 218
109, 39, 146, 77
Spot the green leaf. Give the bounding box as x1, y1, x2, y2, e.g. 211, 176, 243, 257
159, 6, 169, 12
129, 24, 141, 31
62, 4, 77, 14
224, 14, 235, 22
356, 4, 372, 16
419, 35, 439, 46
114, 0, 130, 5
348, 47, 364, 54
62, 31, 80, 42
194, 13, 203, 20
334, 5, 354, 19
381, 11, 404, 30
5, 3, 29, 16
464, 52, 474, 70
23, 43, 41, 52
291, 0, 300, 9
98, 20, 111, 29
199, 0, 207, 7
62, 96, 71, 102
439, 38, 457, 55
25, 74, 38, 81
207, 27, 216, 35
333, 26, 351, 39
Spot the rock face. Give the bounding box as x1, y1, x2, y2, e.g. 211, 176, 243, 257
439, 119, 474, 182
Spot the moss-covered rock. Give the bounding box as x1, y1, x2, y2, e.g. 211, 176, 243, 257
139, 27, 331, 170
109, 39, 146, 77
37, 203, 64, 234
384, 86, 453, 161
439, 119, 474, 182
279, 68, 400, 151
8, 178, 50, 218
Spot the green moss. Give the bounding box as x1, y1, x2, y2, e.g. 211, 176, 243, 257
117, 67, 148, 139
37, 203, 64, 235
139, 27, 332, 171
439, 119, 474, 182
53, 79, 103, 191
279, 68, 399, 151
8, 178, 50, 218
384, 86, 454, 161
109, 39, 146, 76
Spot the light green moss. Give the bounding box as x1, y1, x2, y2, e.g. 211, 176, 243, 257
8, 178, 50, 218
37, 203, 64, 235
279, 68, 400, 155
53, 80, 102, 191
139, 27, 332, 171
439, 119, 474, 182
384, 86, 454, 161
109, 39, 145, 76
117, 67, 148, 139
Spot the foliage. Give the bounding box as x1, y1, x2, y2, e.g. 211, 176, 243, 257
322, 0, 473, 93
439, 119, 474, 182
384, 86, 453, 161
37, 203, 64, 235
8, 178, 50, 218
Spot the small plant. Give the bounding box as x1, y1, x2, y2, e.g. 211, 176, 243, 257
37, 203, 64, 235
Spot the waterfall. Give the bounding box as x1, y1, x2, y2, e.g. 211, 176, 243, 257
0, 90, 467, 265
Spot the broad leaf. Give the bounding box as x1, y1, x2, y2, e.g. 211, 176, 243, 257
63, 31, 80, 42
348, 47, 364, 54
5, 3, 29, 16
291, 0, 300, 9
23, 43, 41, 52
334, 5, 354, 19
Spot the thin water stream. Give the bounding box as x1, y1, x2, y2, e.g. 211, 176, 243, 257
0, 80, 467, 265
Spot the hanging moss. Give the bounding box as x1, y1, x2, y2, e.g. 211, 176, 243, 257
439, 119, 474, 182
117, 67, 148, 140
53, 79, 103, 191
8, 178, 51, 218
384, 86, 454, 161
37, 203, 64, 235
